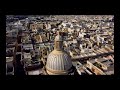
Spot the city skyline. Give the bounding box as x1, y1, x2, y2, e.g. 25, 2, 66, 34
6, 15, 114, 75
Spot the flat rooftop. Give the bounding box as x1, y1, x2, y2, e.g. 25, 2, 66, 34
6, 57, 13, 62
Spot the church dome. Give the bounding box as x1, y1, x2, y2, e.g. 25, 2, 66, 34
46, 50, 72, 75
46, 31, 73, 75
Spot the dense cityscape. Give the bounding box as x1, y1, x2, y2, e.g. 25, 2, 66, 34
6, 15, 114, 75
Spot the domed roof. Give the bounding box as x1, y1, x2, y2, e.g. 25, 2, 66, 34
46, 31, 73, 75
46, 50, 73, 75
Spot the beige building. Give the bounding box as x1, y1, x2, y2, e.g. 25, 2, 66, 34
35, 34, 43, 43
86, 60, 106, 75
